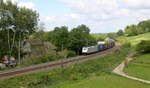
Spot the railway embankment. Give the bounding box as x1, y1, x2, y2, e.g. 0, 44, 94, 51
0, 46, 119, 80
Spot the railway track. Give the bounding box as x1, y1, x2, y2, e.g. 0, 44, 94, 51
0, 46, 119, 80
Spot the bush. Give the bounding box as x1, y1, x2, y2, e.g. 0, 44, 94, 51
136, 40, 150, 53
67, 50, 76, 58
122, 42, 131, 48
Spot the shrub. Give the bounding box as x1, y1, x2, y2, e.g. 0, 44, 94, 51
122, 42, 131, 48
70, 73, 83, 80
136, 40, 150, 53
67, 50, 76, 58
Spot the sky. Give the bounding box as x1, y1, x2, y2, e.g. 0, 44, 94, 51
8, 0, 150, 33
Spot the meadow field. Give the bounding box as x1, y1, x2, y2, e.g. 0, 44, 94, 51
117, 32, 150, 46
49, 73, 150, 88
124, 54, 150, 81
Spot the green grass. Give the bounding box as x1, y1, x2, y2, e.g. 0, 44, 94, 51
124, 54, 150, 81
92, 33, 107, 40
117, 32, 150, 46
134, 54, 150, 65
49, 73, 150, 88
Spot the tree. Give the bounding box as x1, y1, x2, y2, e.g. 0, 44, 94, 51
136, 40, 150, 53
0, 0, 18, 58
48, 26, 69, 50
16, 7, 39, 63
31, 22, 47, 41
68, 24, 96, 54
107, 32, 117, 39
32, 31, 49, 41
125, 24, 141, 36
0, 0, 39, 62
138, 20, 150, 32
117, 29, 124, 36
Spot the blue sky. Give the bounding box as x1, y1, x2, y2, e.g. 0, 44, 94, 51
12, 0, 150, 33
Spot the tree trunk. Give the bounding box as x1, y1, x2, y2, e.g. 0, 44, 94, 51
7, 29, 11, 56
18, 33, 21, 64
10, 31, 16, 55
61, 44, 64, 73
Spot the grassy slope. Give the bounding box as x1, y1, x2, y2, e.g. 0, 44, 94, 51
117, 32, 150, 46
48, 33, 150, 88
0, 47, 131, 88
120, 33, 150, 81
124, 54, 150, 81
49, 74, 150, 88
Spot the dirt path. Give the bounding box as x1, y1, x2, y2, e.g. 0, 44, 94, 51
113, 52, 150, 84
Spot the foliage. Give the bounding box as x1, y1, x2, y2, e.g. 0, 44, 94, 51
107, 32, 118, 39
138, 20, 150, 32
125, 24, 143, 36
117, 29, 124, 36
47, 24, 96, 54
31, 30, 49, 41
21, 49, 76, 66
22, 51, 64, 65
124, 19, 150, 37
122, 42, 131, 48
68, 24, 96, 54
0, 0, 39, 60
136, 40, 150, 53
92, 33, 108, 41
67, 50, 76, 58
48, 26, 69, 50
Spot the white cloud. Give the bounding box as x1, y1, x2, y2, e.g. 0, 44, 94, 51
4, 0, 35, 10
122, 0, 150, 9
50, 0, 150, 33
58, 0, 131, 21
40, 16, 60, 23
3, 0, 18, 4
18, 2, 35, 9
64, 13, 82, 20
59, 0, 118, 13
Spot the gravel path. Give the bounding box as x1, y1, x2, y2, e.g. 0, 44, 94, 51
113, 52, 150, 84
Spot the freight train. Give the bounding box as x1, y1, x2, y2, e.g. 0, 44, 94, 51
82, 38, 115, 55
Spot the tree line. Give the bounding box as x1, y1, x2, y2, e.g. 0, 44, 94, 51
117, 20, 150, 36
32, 24, 97, 55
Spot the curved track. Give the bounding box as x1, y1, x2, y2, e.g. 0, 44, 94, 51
0, 46, 119, 80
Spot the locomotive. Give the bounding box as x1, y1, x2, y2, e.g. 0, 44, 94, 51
82, 38, 115, 55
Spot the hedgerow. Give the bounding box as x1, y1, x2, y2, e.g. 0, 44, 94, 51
136, 40, 150, 53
